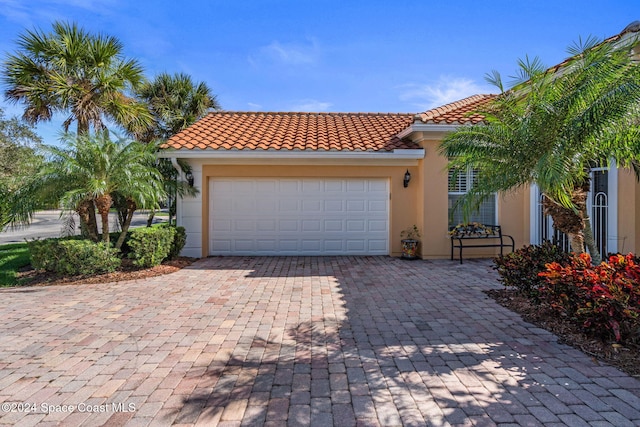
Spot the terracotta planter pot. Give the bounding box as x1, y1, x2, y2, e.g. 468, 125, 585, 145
401, 239, 419, 260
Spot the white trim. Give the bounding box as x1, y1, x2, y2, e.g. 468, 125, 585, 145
608, 159, 619, 253
159, 148, 424, 160
398, 123, 471, 138
529, 183, 540, 245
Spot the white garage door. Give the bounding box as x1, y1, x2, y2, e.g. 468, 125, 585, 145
210, 178, 389, 255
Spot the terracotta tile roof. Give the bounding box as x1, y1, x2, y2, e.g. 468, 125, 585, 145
416, 94, 496, 125
164, 111, 419, 151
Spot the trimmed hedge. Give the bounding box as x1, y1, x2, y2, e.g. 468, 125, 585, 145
167, 225, 186, 260
128, 226, 175, 267
28, 238, 121, 275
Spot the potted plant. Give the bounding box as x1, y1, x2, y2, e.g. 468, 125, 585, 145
400, 225, 421, 260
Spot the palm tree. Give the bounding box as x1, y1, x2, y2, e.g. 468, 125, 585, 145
137, 72, 220, 142
2, 21, 154, 235
34, 132, 164, 248
135, 72, 217, 225
440, 36, 640, 263
2, 21, 152, 135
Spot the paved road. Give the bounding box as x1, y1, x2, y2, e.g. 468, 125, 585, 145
0, 257, 638, 426
0, 210, 167, 245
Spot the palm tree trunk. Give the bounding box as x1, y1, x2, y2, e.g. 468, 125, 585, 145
584, 217, 602, 265
146, 210, 155, 227
115, 199, 137, 250
95, 195, 112, 244
116, 211, 134, 250
87, 201, 98, 239
568, 232, 585, 254
76, 199, 99, 242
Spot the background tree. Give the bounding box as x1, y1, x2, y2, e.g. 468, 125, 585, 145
0, 108, 43, 227
440, 36, 640, 263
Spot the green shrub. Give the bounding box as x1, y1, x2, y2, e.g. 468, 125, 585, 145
494, 241, 571, 299
539, 253, 640, 343
28, 238, 121, 275
128, 226, 175, 267
167, 225, 186, 260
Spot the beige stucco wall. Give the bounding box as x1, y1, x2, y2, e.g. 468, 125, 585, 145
198, 163, 421, 257
618, 168, 638, 254
412, 132, 529, 259
179, 141, 640, 260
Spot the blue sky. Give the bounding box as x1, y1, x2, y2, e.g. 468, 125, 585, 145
0, 0, 638, 144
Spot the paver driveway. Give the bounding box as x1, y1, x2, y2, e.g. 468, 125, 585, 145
1, 257, 639, 426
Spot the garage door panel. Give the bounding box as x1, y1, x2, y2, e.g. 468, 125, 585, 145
257, 180, 277, 192
368, 220, 388, 232
324, 220, 343, 232
256, 199, 277, 212
279, 200, 298, 211
234, 220, 255, 232
368, 200, 387, 212
346, 219, 365, 232
347, 200, 365, 212
279, 180, 299, 192
368, 240, 387, 251
210, 178, 388, 255
235, 199, 255, 211
279, 220, 299, 231
301, 240, 322, 251
211, 240, 232, 252
346, 240, 366, 251
303, 180, 322, 192
324, 200, 343, 211
256, 219, 277, 232
346, 180, 366, 192
368, 180, 388, 192
233, 180, 255, 192
279, 240, 298, 251
256, 239, 277, 251
213, 219, 232, 231
324, 181, 343, 191
302, 200, 322, 212
302, 220, 321, 231
324, 240, 343, 251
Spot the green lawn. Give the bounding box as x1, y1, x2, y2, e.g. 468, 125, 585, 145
0, 243, 30, 286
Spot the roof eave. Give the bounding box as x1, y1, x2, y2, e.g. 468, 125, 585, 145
398, 122, 475, 138
158, 148, 425, 160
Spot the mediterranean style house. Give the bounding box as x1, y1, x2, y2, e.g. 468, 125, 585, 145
161, 24, 640, 260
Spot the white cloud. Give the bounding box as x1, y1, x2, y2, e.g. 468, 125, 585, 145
247, 102, 263, 110
399, 76, 494, 110
285, 99, 332, 112
0, 0, 120, 25
249, 38, 320, 67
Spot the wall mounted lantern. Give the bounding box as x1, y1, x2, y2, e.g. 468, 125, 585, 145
403, 170, 411, 188
185, 171, 194, 187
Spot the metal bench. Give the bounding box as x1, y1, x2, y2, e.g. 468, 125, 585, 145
449, 224, 514, 264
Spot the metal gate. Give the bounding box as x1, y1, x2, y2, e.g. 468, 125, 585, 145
536, 168, 609, 254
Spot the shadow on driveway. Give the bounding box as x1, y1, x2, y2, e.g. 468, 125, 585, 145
174, 257, 640, 426
0, 257, 639, 426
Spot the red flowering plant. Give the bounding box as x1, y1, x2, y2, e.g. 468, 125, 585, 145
539, 253, 640, 343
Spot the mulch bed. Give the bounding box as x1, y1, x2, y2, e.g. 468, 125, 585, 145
16, 257, 197, 287
487, 289, 640, 378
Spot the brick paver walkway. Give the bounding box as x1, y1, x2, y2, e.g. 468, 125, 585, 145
1, 256, 639, 426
